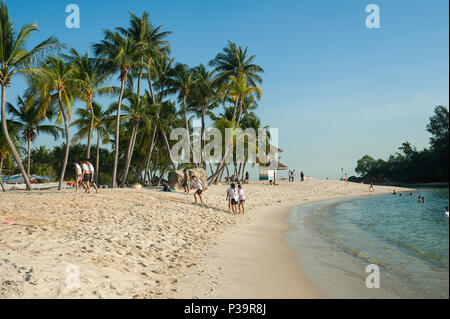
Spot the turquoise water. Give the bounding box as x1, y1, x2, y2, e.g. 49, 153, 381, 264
287, 187, 449, 299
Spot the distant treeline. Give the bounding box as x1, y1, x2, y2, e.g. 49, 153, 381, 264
353, 106, 449, 185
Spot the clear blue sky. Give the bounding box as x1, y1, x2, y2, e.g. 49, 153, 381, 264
5, 0, 449, 179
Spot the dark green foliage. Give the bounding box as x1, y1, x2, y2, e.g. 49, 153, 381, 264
355, 106, 449, 184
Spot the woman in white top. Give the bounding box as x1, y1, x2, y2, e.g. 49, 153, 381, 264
226, 183, 239, 214
238, 184, 245, 214
81, 160, 91, 194
73, 161, 84, 192
86, 159, 98, 194
226, 184, 236, 212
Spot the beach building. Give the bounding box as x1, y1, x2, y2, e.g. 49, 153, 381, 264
257, 144, 288, 180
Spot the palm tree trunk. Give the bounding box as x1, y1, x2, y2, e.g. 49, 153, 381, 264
1, 85, 32, 191
236, 97, 244, 126
147, 66, 156, 104
121, 123, 137, 187
86, 99, 95, 159
232, 98, 239, 122
241, 162, 247, 181
96, 130, 100, 184
201, 105, 206, 169
27, 136, 31, 177
0, 155, 5, 192
58, 94, 71, 191
112, 80, 126, 188
218, 164, 225, 183
183, 97, 198, 167
161, 126, 176, 169
157, 155, 169, 186
137, 62, 143, 100
144, 124, 158, 184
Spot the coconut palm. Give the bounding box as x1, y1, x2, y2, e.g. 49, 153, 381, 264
110, 89, 150, 186
209, 41, 264, 87
0, 120, 20, 192
219, 73, 261, 125
0, 1, 59, 190
170, 63, 198, 165
117, 11, 171, 100
35, 56, 78, 190
93, 30, 140, 187
71, 101, 113, 183
64, 49, 112, 160
188, 64, 219, 168
6, 95, 62, 176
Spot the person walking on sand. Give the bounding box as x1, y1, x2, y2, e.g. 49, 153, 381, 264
86, 159, 98, 194
300, 171, 305, 182
245, 171, 249, 184
81, 160, 91, 194
182, 168, 190, 195
238, 184, 245, 214
291, 170, 296, 182
288, 170, 292, 182
228, 183, 239, 214
73, 161, 84, 192
345, 173, 348, 184
226, 183, 235, 211
369, 182, 374, 192
192, 176, 204, 205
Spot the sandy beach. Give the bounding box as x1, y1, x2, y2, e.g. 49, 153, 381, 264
0, 179, 411, 299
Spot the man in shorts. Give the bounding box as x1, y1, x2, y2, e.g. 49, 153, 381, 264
192, 176, 204, 205
81, 159, 91, 194
183, 169, 190, 195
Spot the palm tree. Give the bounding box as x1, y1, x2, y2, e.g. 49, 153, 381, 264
65, 49, 112, 160
189, 64, 219, 168
93, 30, 140, 187
219, 73, 261, 125
171, 63, 198, 166
239, 112, 268, 180
35, 56, 78, 191
0, 120, 20, 192
117, 11, 171, 100
0, 1, 59, 190
6, 95, 62, 176
71, 101, 113, 184
209, 41, 264, 87
111, 89, 150, 186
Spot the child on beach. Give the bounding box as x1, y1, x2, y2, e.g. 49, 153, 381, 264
183, 169, 190, 195
192, 176, 204, 205
238, 184, 245, 214
369, 182, 374, 192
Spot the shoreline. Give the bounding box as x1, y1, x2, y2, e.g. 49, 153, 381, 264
174, 185, 412, 299
0, 180, 413, 298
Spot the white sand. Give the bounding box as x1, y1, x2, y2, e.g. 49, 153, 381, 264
0, 179, 411, 298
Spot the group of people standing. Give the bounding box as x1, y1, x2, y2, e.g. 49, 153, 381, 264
73, 159, 98, 194
226, 183, 245, 214
288, 170, 305, 182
